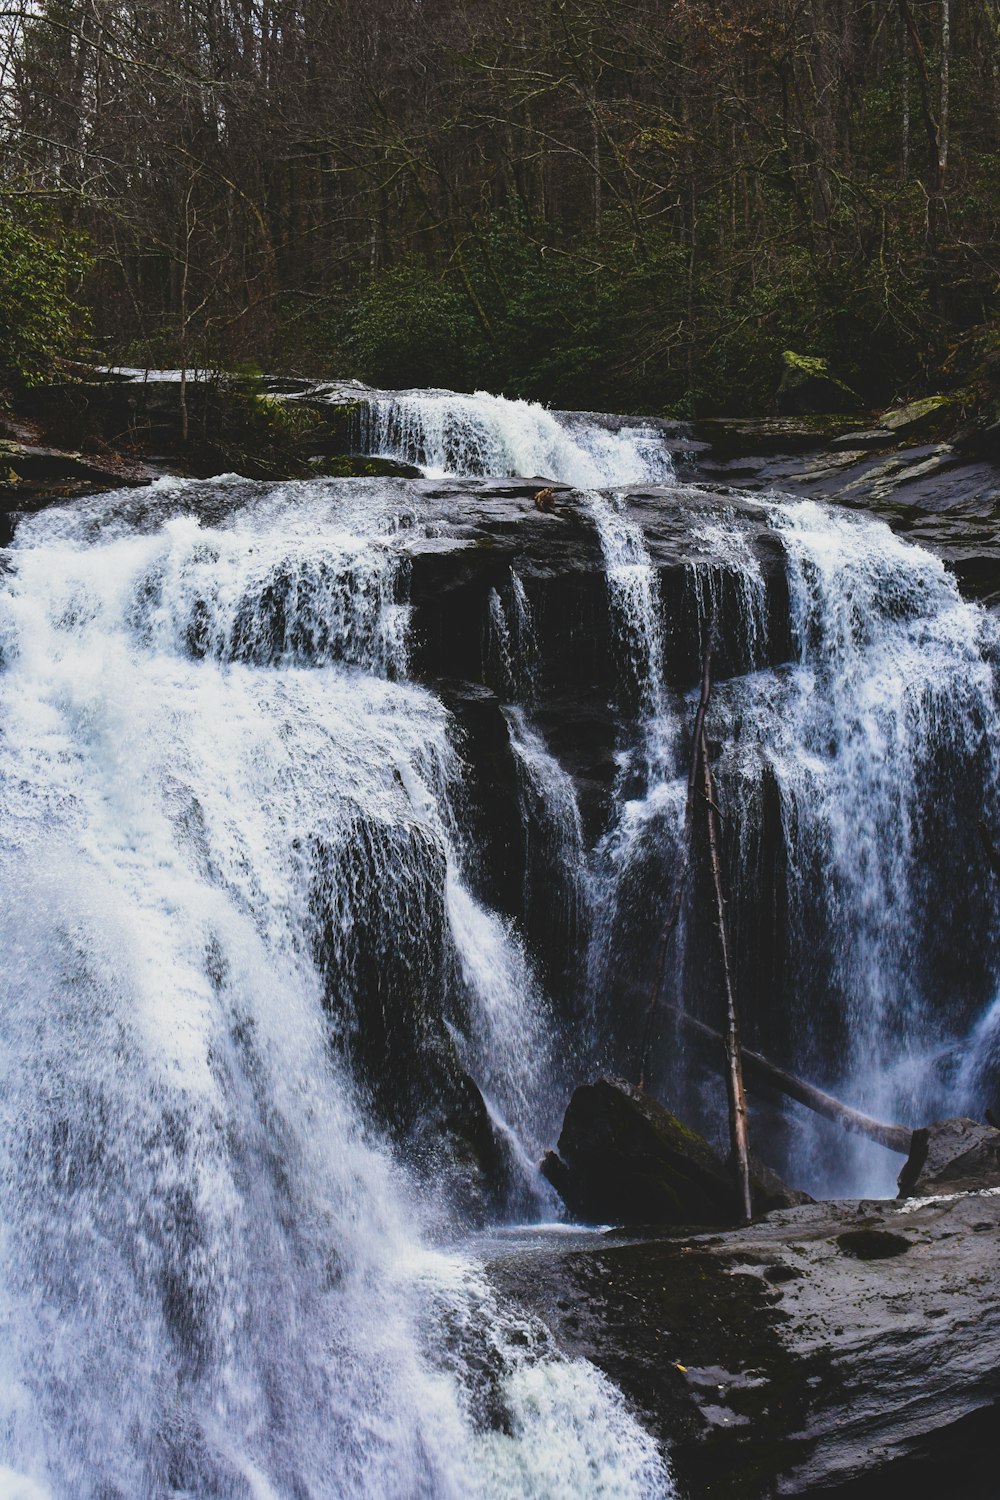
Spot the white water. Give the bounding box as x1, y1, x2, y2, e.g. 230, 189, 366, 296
6, 378, 1000, 1493
505, 707, 590, 946
595, 492, 1000, 1194
361, 389, 676, 488
0, 477, 672, 1499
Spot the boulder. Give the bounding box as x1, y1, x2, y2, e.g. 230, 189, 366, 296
776, 351, 863, 416
541, 1077, 810, 1227
878, 393, 954, 438
897, 1116, 1000, 1198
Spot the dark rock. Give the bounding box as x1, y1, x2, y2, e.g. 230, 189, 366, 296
693, 413, 856, 456
898, 1116, 1000, 1198
542, 1077, 809, 1227
836, 1226, 911, 1260
306, 453, 421, 478
541, 1077, 738, 1226
486, 1190, 1000, 1498
307, 817, 515, 1219
749, 1153, 814, 1214
0, 438, 151, 492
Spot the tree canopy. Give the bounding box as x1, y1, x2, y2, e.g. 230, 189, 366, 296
0, 0, 995, 412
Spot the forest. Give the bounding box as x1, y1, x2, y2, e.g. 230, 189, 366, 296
0, 0, 996, 415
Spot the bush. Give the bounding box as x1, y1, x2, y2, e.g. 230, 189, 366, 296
0, 205, 90, 387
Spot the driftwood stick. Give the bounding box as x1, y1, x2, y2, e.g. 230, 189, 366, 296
696, 650, 753, 1224
664, 1002, 913, 1154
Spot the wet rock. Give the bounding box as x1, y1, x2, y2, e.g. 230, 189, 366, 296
835, 1226, 911, 1259
486, 1190, 1000, 1498
542, 1077, 809, 1227
306, 453, 421, 478
308, 818, 514, 1218
542, 1077, 737, 1226
897, 1116, 1000, 1197
829, 427, 894, 450
693, 413, 856, 456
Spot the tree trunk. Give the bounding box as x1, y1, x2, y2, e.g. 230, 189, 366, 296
664, 1002, 913, 1154
697, 691, 753, 1223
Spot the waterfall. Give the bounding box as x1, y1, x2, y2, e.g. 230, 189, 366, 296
0, 476, 672, 1499
5, 379, 1000, 1492
594, 493, 1000, 1195
359, 389, 675, 487
752, 499, 1000, 1189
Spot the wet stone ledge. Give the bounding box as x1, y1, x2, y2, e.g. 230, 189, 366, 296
486, 1189, 1000, 1499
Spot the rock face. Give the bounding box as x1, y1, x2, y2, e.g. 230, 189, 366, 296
898, 1116, 1000, 1197
308, 820, 515, 1220
541, 1077, 810, 1226
486, 1189, 1000, 1498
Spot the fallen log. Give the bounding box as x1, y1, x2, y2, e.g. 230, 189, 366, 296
663, 1002, 913, 1154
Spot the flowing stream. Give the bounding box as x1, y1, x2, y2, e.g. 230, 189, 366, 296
360, 388, 675, 487
3, 384, 1000, 1494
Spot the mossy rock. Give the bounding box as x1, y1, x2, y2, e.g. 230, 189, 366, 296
307, 453, 421, 479
777, 350, 863, 417
878, 393, 955, 439
542, 1077, 808, 1227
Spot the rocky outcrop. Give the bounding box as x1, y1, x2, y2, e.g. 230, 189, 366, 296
0, 438, 151, 537
307, 819, 515, 1220
486, 1188, 1000, 1498
542, 1077, 811, 1227
898, 1116, 1000, 1198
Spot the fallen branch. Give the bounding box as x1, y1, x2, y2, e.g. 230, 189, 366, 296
664, 1002, 913, 1154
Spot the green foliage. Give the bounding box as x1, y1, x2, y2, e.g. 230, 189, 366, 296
0, 205, 90, 387
342, 263, 486, 389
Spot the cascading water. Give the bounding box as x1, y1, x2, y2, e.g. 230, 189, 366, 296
360, 389, 676, 488
723, 499, 1000, 1192
0, 476, 672, 1499
589, 492, 1000, 1196
7, 377, 1000, 1495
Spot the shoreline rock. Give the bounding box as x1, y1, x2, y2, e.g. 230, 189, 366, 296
486, 1188, 1000, 1498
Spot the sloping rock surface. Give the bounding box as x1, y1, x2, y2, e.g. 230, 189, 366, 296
898, 1116, 1000, 1197
486, 1189, 1000, 1498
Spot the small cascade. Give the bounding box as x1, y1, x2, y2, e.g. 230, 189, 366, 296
585, 493, 666, 721
360, 388, 675, 487
505, 707, 591, 1026
688, 515, 770, 672
754, 499, 1000, 1188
